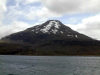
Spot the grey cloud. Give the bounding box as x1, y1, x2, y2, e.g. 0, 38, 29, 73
42, 0, 100, 14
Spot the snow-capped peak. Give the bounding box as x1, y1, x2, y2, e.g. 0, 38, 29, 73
31, 20, 69, 34
40, 20, 61, 33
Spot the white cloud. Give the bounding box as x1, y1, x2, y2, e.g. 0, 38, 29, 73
0, 0, 7, 11
24, 0, 40, 4
42, 0, 100, 14
0, 0, 7, 23
0, 21, 30, 38
26, 7, 61, 20
68, 14, 100, 40
6, 0, 61, 23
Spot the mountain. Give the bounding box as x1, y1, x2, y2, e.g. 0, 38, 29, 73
1, 20, 100, 55
2, 20, 94, 43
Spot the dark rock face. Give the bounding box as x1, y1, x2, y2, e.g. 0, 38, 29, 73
1, 20, 100, 55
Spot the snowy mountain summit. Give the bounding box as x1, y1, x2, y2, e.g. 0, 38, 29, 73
27, 20, 73, 35
40, 20, 61, 34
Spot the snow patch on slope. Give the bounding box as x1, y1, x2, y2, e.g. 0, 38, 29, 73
40, 21, 60, 34
75, 35, 78, 38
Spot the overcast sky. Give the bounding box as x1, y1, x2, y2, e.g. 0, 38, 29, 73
0, 0, 100, 40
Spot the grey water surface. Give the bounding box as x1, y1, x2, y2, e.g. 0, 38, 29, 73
0, 55, 100, 75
